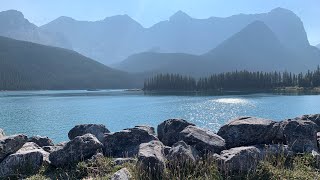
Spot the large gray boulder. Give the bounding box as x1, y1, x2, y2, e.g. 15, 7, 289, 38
0, 142, 49, 178
157, 119, 195, 146
49, 134, 103, 167
68, 124, 110, 143
282, 119, 318, 153
217, 117, 282, 148
167, 141, 199, 163
111, 168, 132, 180
214, 144, 291, 173
104, 127, 158, 157
298, 114, 320, 131
0, 129, 5, 138
0, 134, 28, 162
28, 135, 54, 147
137, 141, 166, 178
179, 125, 225, 155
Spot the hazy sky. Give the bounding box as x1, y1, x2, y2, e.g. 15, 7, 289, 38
1, 0, 319, 45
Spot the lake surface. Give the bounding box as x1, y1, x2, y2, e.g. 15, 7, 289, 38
0, 90, 319, 143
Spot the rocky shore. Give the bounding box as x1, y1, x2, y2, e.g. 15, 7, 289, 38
1, 114, 320, 179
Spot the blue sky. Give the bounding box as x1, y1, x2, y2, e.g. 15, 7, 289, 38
1, 0, 319, 45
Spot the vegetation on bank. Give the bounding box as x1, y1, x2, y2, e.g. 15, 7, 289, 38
26, 154, 320, 180
144, 67, 320, 91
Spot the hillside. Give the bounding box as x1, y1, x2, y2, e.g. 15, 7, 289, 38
0, 10, 71, 49
0, 36, 135, 90
40, 8, 309, 65
116, 52, 209, 76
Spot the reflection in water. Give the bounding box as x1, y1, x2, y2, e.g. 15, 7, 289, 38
213, 98, 249, 104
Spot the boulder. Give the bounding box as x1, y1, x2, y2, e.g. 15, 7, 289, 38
28, 135, 54, 147
137, 141, 166, 178
49, 134, 103, 167
217, 117, 282, 148
282, 119, 318, 153
42, 145, 64, 153
214, 144, 291, 173
0, 142, 49, 178
157, 119, 195, 146
111, 168, 132, 180
42, 142, 66, 153
299, 114, 320, 131
0, 134, 28, 162
179, 125, 225, 155
0, 129, 5, 138
104, 127, 158, 157
167, 141, 199, 163
68, 124, 110, 142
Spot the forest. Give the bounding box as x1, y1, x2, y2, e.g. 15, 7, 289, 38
143, 67, 320, 91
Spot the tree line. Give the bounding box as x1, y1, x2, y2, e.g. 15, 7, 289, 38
144, 67, 320, 91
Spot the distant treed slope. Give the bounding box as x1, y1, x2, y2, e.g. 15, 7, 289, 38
41, 8, 309, 65
0, 10, 72, 50
116, 52, 208, 76
0, 36, 135, 90
117, 21, 320, 75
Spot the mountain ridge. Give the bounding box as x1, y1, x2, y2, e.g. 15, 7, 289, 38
38, 7, 310, 65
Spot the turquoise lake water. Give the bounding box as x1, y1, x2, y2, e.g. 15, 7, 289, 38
0, 90, 319, 143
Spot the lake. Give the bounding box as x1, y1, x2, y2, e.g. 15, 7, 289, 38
0, 90, 319, 143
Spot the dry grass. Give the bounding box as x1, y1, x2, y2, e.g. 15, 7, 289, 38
25, 153, 320, 180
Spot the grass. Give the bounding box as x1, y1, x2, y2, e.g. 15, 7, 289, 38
24, 153, 320, 180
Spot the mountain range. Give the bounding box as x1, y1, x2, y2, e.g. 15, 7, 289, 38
116, 20, 320, 76
0, 36, 135, 90
0, 8, 319, 89
39, 8, 310, 65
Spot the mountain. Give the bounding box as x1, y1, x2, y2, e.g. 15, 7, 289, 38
0, 36, 136, 90
204, 21, 303, 72
41, 15, 145, 65
0, 10, 71, 49
41, 8, 309, 65
117, 21, 320, 75
317, 44, 320, 49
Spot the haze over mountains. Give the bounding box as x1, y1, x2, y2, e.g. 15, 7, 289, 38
39, 8, 312, 65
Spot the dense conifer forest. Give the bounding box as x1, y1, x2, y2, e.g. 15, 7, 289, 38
144, 67, 320, 91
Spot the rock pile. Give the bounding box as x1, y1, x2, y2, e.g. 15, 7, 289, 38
0, 114, 319, 178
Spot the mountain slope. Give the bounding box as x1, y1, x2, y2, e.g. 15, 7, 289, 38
40, 8, 309, 65
204, 21, 303, 72
116, 52, 208, 76
0, 10, 71, 49
0, 36, 135, 90
317, 44, 320, 49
